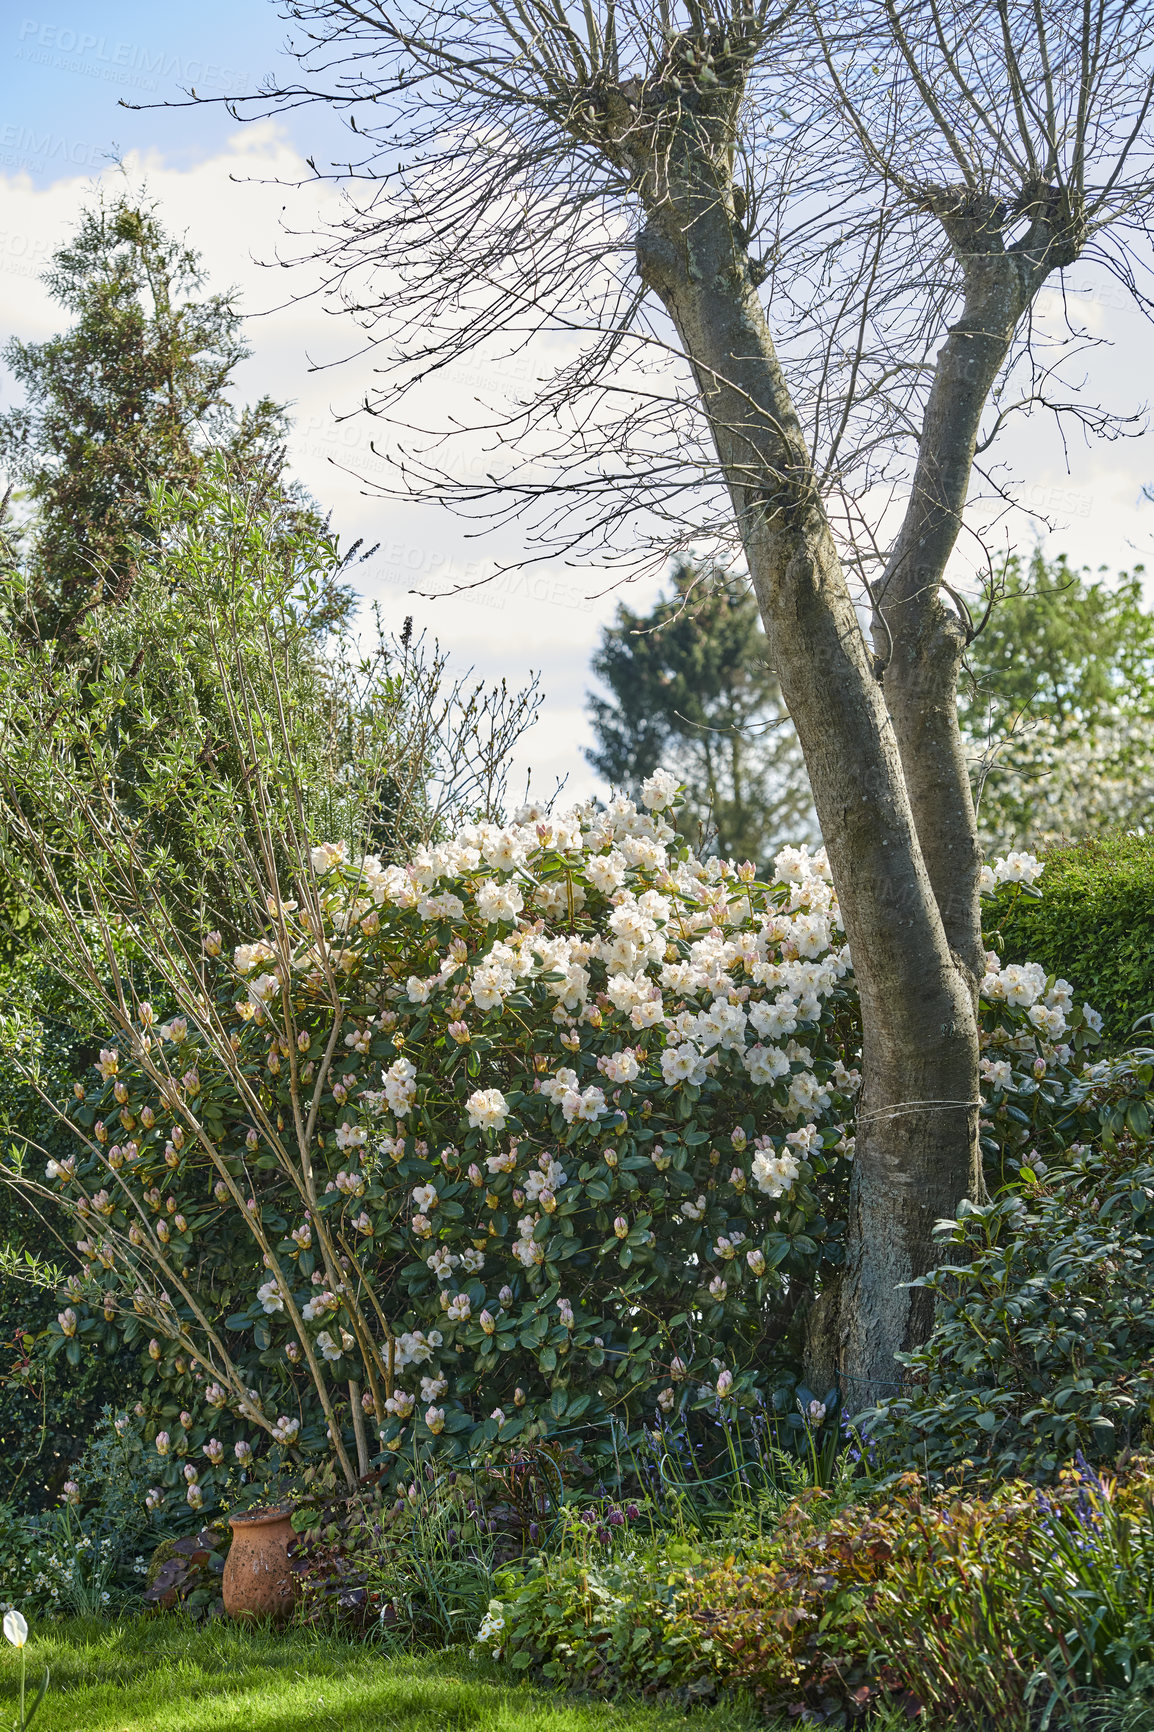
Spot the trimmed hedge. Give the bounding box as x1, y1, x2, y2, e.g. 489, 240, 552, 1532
990, 831, 1154, 1040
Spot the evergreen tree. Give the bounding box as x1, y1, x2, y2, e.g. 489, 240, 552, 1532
586, 560, 817, 863
0, 188, 331, 640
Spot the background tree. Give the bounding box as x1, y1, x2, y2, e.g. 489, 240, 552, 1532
962, 554, 1154, 849
213, 0, 1154, 1395
0, 187, 333, 642
586, 559, 816, 861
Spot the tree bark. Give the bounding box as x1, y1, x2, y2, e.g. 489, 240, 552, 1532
630, 134, 981, 1401
878, 208, 1029, 982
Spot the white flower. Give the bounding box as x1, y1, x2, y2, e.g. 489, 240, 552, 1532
1001, 961, 1048, 1009
1083, 1004, 1104, 1033
605, 973, 649, 1012
471, 964, 513, 1011
271, 1416, 300, 1444
640, 768, 679, 811
1029, 1002, 1067, 1039
743, 1043, 790, 1086
540, 1066, 579, 1103
477, 880, 525, 923
446, 1293, 471, 1322
425, 1406, 446, 1435
661, 1042, 704, 1086
586, 852, 627, 896
980, 1057, 1014, 1091
994, 850, 1044, 887
384, 1055, 418, 1117
310, 840, 348, 874
474, 1599, 506, 1657
599, 1048, 640, 1085
561, 1085, 607, 1124
233, 940, 275, 976
773, 845, 813, 884
256, 1279, 284, 1315
751, 1144, 800, 1200
412, 1183, 439, 1213
467, 1088, 509, 1132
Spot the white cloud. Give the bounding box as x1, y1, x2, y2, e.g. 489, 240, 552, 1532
2, 129, 1153, 819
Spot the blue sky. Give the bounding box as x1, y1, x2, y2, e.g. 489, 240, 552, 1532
3, 0, 324, 181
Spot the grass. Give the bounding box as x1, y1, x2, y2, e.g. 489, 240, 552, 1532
0, 1616, 775, 1732
6, 1613, 1154, 1732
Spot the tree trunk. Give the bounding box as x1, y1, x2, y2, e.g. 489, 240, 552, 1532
632, 147, 981, 1402
877, 222, 1031, 983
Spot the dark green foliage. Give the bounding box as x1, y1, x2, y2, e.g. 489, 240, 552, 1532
989, 832, 1154, 1039
863, 1136, 1154, 1480
585, 559, 814, 863
0, 988, 141, 1508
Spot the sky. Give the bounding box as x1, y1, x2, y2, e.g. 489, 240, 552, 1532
3, 0, 1154, 812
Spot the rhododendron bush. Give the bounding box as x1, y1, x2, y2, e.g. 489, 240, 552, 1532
38, 779, 1109, 1511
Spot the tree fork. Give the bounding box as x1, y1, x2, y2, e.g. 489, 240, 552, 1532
634, 169, 981, 1403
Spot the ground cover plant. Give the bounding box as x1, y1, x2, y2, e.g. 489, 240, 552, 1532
487, 1455, 1154, 1728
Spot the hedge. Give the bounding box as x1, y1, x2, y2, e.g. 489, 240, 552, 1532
990, 831, 1154, 1040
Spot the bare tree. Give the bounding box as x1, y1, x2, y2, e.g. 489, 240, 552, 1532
199, 0, 1154, 1396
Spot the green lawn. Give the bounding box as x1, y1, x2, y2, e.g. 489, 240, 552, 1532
0, 1618, 770, 1732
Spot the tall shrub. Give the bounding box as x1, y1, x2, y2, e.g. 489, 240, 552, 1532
988, 833, 1154, 1040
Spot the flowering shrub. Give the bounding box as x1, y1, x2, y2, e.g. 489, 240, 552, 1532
35, 780, 1112, 1504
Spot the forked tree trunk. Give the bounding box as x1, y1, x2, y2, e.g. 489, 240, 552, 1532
632, 147, 983, 1402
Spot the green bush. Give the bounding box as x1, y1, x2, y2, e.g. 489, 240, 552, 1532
863, 1132, 1154, 1481
0, 1409, 164, 1615
989, 833, 1154, 1040
0, 981, 141, 1508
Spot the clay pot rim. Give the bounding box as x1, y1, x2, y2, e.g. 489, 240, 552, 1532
228, 1504, 295, 1528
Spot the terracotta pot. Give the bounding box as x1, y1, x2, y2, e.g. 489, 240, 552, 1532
222, 1506, 298, 1622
